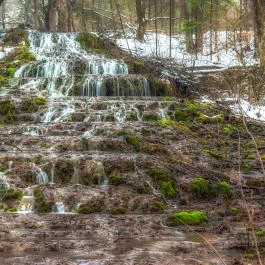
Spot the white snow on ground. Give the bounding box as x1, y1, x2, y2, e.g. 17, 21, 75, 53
229, 99, 265, 122
0, 47, 14, 59
115, 31, 258, 68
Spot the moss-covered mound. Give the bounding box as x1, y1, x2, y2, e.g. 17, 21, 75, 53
169, 211, 208, 226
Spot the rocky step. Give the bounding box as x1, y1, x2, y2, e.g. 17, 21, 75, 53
0, 96, 178, 123
0, 213, 186, 265
5, 74, 154, 97
1, 152, 164, 185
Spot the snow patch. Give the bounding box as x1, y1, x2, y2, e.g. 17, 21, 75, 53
115, 31, 258, 68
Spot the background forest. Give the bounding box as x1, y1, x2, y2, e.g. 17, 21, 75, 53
0, 0, 265, 68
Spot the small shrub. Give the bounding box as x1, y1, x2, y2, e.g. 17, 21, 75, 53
218, 181, 232, 199
169, 211, 208, 225
189, 177, 211, 199
160, 181, 176, 198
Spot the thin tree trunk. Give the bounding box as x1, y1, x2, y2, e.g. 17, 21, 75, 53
253, 0, 265, 68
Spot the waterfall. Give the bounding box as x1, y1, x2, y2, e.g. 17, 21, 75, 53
54, 202, 65, 213
50, 162, 55, 184
13, 30, 148, 99
18, 189, 34, 214
31, 163, 49, 184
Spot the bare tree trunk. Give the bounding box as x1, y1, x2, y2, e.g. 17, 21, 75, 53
136, 0, 147, 41
33, 0, 41, 29
180, 0, 194, 53
48, 0, 72, 32
253, 0, 265, 68
1, 0, 5, 31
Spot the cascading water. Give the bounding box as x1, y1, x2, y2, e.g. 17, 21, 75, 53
31, 163, 49, 184
54, 202, 65, 213
12, 30, 150, 123
18, 188, 34, 213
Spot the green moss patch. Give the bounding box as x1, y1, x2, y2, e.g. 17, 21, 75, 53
169, 211, 208, 226
160, 181, 176, 198
189, 177, 211, 199
218, 181, 232, 199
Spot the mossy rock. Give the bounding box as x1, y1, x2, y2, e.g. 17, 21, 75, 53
34, 97, 46, 105
33, 187, 53, 213
105, 114, 115, 122
131, 59, 147, 73
156, 119, 174, 127
117, 131, 141, 151
78, 200, 105, 214
174, 109, 190, 122
0, 45, 35, 78
109, 206, 126, 215
148, 167, 170, 182
109, 175, 124, 186
223, 124, 237, 133
189, 177, 211, 199
54, 161, 75, 184
77, 32, 106, 52
184, 100, 211, 111
218, 181, 232, 199
21, 99, 37, 113
169, 211, 208, 226
2, 28, 28, 46
126, 112, 138, 122
149, 77, 173, 96
2, 188, 23, 202
3, 205, 18, 212
133, 182, 152, 194
0, 100, 16, 115
142, 112, 160, 121
160, 181, 176, 198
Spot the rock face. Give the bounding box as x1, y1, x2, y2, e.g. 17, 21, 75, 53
0, 29, 265, 264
